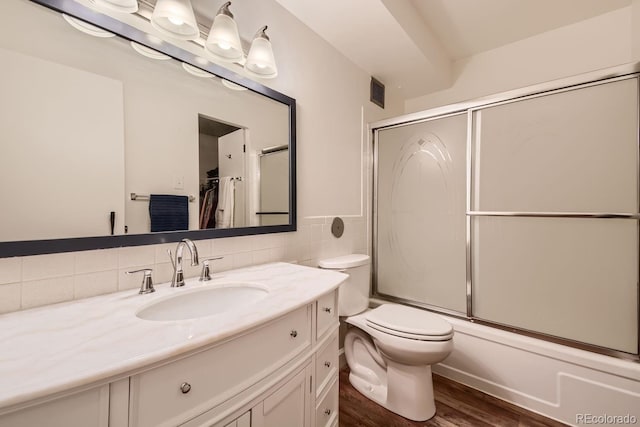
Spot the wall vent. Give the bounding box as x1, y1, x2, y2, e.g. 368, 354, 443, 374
370, 77, 385, 109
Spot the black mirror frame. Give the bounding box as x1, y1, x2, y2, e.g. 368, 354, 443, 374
0, 0, 297, 258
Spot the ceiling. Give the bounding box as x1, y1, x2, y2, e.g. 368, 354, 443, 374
274, 0, 631, 99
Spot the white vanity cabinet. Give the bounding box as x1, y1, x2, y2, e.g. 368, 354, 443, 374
136, 289, 338, 427
0, 385, 109, 427
313, 290, 339, 427
0, 265, 343, 427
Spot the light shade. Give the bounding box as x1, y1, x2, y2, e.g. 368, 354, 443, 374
93, 0, 138, 13
182, 63, 213, 78
245, 26, 277, 79
62, 14, 115, 38
151, 0, 199, 40
221, 79, 248, 91
130, 42, 171, 60
205, 2, 243, 62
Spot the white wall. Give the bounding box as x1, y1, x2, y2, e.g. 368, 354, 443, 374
634, 0, 640, 59
0, 47, 125, 241
405, 6, 636, 112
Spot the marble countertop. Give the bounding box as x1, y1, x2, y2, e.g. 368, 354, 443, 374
0, 262, 347, 411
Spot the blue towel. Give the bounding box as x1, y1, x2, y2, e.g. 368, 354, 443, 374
149, 194, 189, 232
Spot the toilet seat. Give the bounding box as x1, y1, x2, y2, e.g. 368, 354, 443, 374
365, 304, 453, 341
366, 321, 453, 341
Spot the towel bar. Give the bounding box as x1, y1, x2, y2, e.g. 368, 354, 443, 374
130, 193, 196, 202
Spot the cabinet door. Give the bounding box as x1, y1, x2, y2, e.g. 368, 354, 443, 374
0, 385, 109, 427
223, 410, 251, 427
253, 365, 311, 427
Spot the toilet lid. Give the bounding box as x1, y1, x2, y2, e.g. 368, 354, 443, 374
318, 254, 370, 269
365, 304, 453, 340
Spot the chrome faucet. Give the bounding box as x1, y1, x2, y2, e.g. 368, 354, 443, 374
199, 257, 224, 281
169, 239, 199, 287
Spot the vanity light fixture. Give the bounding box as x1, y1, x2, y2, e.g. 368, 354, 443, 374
245, 26, 278, 79
151, 0, 199, 40
62, 14, 116, 38
93, 0, 139, 14
76, 0, 279, 79
130, 41, 171, 60
205, 2, 243, 62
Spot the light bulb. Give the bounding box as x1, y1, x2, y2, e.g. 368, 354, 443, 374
168, 16, 184, 26
205, 2, 243, 62
151, 0, 199, 40
245, 26, 277, 78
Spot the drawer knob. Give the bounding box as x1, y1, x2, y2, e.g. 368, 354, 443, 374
324, 361, 331, 368
290, 330, 298, 338
180, 382, 191, 394
322, 307, 332, 314
324, 409, 332, 416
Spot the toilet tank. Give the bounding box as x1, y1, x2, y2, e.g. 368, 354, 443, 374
319, 254, 370, 316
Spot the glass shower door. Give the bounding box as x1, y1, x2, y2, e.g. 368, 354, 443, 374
375, 113, 468, 314
471, 76, 639, 354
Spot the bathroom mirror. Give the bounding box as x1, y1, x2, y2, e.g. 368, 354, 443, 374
0, 0, 296, 257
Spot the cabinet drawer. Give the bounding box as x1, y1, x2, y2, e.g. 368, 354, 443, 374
315, 331, 338, 397
130, 305, 311, 427
316, 291, 337, 340
315, 378, 338, 427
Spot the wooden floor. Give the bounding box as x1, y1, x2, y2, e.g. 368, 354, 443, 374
338, 369, 568, 427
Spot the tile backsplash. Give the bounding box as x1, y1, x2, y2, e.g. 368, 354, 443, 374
0, 217, 367, 314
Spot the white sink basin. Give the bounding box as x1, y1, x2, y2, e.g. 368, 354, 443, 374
136, 284, 269, 321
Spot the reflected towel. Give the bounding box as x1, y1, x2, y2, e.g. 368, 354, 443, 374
215, 177, 234, 228
149, 194, 189, 232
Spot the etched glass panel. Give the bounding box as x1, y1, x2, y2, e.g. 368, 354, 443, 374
376, 114, 467, 313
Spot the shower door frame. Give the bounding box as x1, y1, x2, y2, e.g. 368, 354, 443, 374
370, 62, 640, 361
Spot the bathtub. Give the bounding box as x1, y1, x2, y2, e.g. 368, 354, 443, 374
432, 314, 640, 426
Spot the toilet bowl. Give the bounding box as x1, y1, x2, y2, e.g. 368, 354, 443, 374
319, 254, 453, 422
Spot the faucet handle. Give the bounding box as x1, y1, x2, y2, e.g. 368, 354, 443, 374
166, 249, 175, 269
126, 268, 155, 294
199, 257, 224, 281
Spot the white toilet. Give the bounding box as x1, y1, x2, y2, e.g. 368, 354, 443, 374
319, 254, 453, 422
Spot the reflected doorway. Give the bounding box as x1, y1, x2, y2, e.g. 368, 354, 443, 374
198, 115, 245, 229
